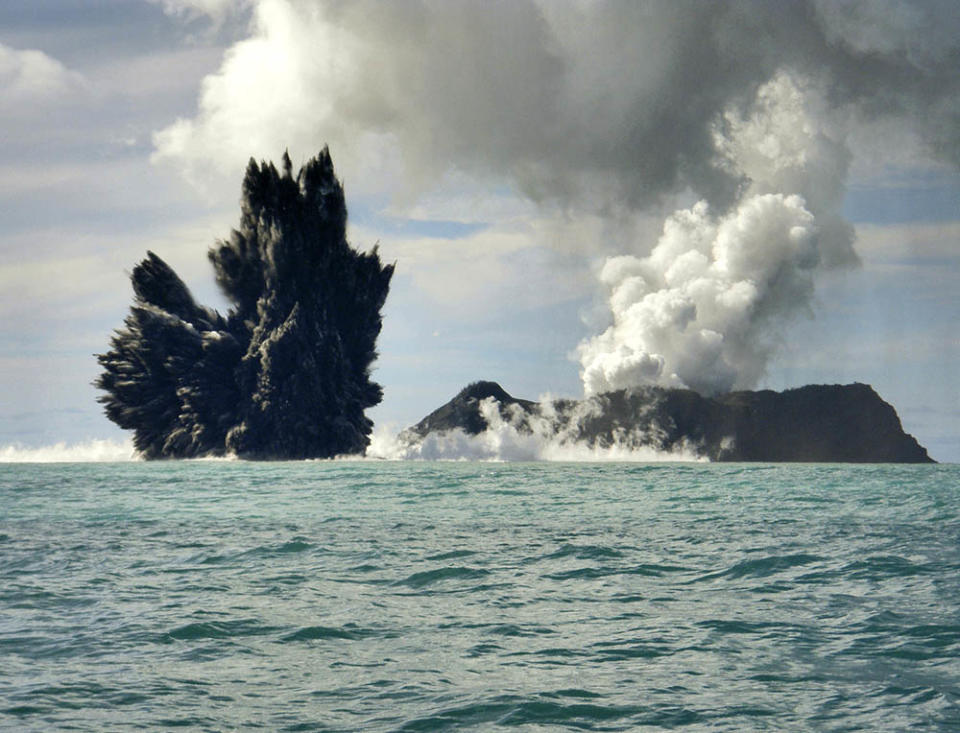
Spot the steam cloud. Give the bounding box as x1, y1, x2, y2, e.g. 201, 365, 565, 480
579, 73, 856, 395
96, 149, 394, 459
154, 1, 960, 399
155, 1, 960, 204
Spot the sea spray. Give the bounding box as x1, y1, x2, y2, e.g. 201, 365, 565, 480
391, 381, 933, 463
372, 395, 705, 462
0, 439, 136, 463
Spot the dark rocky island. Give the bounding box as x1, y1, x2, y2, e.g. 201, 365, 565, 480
96, 148, 393, 459
403, 381, 934, 463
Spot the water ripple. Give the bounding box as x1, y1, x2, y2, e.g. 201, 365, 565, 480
1, 461, 958, 731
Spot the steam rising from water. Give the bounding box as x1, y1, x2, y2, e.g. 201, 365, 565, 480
579, 74, 856, 395
368, 398, 704, 462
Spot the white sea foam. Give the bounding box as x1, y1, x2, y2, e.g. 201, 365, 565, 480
367, 398, 705, 463
1, 406, 704, 464
0, 439, 137, 463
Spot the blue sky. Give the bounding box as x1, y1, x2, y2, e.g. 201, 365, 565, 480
0, 0, 958, 461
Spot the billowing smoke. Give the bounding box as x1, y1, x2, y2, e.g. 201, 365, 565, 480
155, 1, 960, 206
153, 1, 960, 398
96, 149, 394, 459
579, 73, 856, 395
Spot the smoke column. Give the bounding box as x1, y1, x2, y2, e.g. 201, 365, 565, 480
96, 148, 394, 459
578, 73, 856, 395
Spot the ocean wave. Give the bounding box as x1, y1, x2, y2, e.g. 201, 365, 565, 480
393, 566, 491, 589
3, 416, 707, 463
0, 439, 136, 463
366, 406, 707, 462
162, 618, 281, 642
3, 463, 959, 731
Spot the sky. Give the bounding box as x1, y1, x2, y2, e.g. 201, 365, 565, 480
0, 0, 958, 461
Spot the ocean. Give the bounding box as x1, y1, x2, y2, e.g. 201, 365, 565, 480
1, 461, 959, 731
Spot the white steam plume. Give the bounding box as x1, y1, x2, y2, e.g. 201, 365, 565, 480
579, 73, 856, 395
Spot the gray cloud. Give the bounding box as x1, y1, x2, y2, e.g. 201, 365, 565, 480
154, 0, 960, 209
151, 0, 960, 397
0, 42, 84, 104
150, 0, 246, 20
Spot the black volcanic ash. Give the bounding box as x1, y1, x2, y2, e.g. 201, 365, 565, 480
96, 148, 394, 459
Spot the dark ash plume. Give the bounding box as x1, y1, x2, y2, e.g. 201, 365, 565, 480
96, 148, 394, 459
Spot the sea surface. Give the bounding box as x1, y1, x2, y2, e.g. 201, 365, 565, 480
1, 461, 959, 731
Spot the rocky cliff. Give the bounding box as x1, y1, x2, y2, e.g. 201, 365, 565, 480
403, 381, 933, 463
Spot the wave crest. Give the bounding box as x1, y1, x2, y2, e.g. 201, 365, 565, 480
0, 439, 136, 463
368, 398, 704, 462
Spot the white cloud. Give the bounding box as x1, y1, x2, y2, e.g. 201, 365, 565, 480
350, 216, 593, 317
0, 43, 84, 104
150, 0, 248, 22
0, 210, 235, 329
854, 220, 960, 265
90, 46, 227, 101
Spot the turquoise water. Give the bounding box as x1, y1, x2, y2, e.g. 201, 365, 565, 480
1, 462, 959, 731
